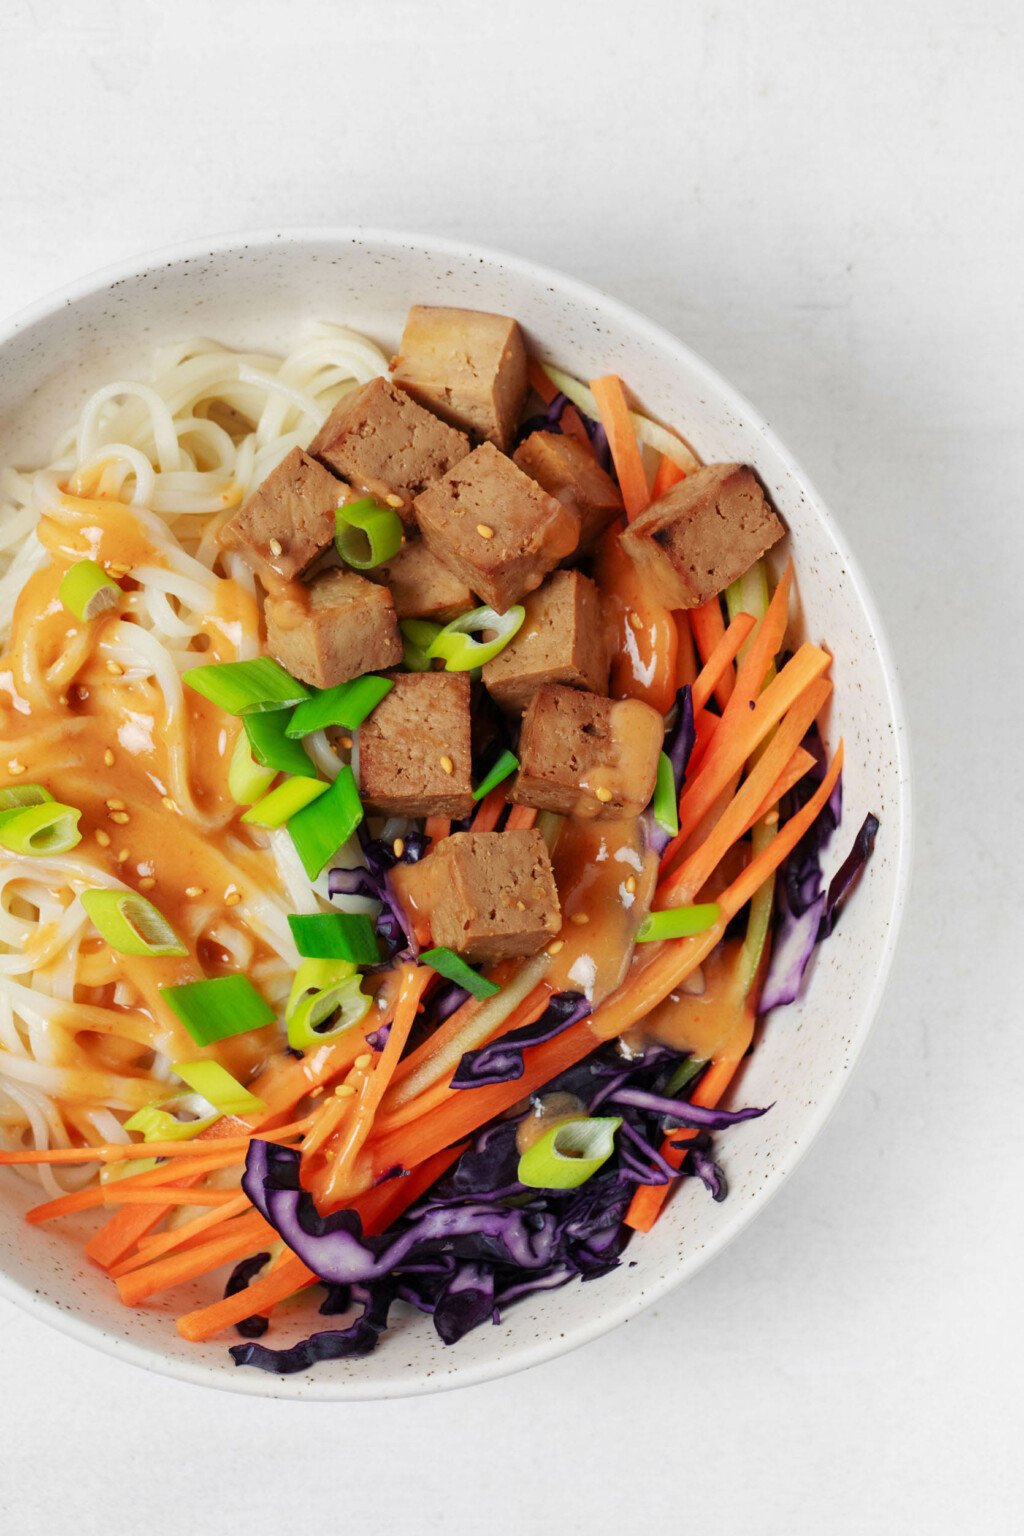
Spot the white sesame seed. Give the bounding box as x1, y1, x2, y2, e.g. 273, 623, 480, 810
624, 875, 636, 894
547, 940, 565, 956
108, 810, 130, 825
628, 610, 643, 632
354, 1053, 373, 1071
106, 660, 124, 676
162, 796, 178, 814
268, 538, 283, 557
476, 523, 495, 540
392, 837, 405, 858
7, 759, 25, 776
594, 786, 613, 803
439, 754, 454, 775
106, 799, 125, 810
137, 876, 157, 892
339, 735, 353, 751
117, 849, 130, 863
571, 912, 590, 925
224, 889, 242, 907
384, 494, 404, 509
95, 829, 111, 848
335, 1083, 357, 1098
184, 886, 203, 899
103, 748, 115, 767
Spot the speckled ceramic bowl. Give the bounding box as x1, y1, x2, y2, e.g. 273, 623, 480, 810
0, 230, 911, 1398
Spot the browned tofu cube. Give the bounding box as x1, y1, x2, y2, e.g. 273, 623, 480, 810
220, 447, 341, 580
413, 443, 580, 614
366, 537, 473, 621
307, 377, 470, 525
413, 829, 561, 963
513, 431, 623, 552
619, 463, 785, 609
482, 570, 609, 714
391, 306, 528, 451
264, 568, 402, 689
357, 671, 473, 818
511, 685, 663, 819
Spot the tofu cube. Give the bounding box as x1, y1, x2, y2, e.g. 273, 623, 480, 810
511, 685, 663, 819
482, 570, 609, 714
264, 568, 402, 689
357, 671, 474, 818
412, 829, 561, 963
413, 443, 580, 614
221, 447, 341, 580
367, 537, 473, 621
619, 463, 785, 608
513, 431, 623, 552
307, 376, 470, 524
391, 306, 528, 451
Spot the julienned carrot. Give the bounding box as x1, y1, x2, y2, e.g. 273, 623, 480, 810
674, 610, 698, 688
625, 1056, 746, 1232
471, 784, 507, 833
528, 358, 558, 403
652, 453, 687, 499
691, 612, 757, 716
595, 529, 678, 716
658, 678, 832, 903
26, 1151, 240, 1224
504, 803, 537, 831
690, 599, 734, 710
101, 1187, 240, 1208
355, 1141, 468, 1236
112, 1192, 253, 1275
589, 374, 650, 520
744, 746, 817, 832
115, 1209, 275, 1306
0, 1115, 312, 1166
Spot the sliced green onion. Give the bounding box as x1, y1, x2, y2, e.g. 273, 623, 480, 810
288, 765, 363, 880
286, 973, 372, 1051
652, 752, 680, 837
80, 888, 188, 958
101, 1156, 159, 1184
288, 911, 379, 963
124, 1103, 217, 1143
518, 1115, 622, 1190
426, 605, 525, 671
170, 1060, 265, 1117
183, 656, 310, 715
335, 498, 404, 571
725, 558, 771, 665
0, 801, 82, 856
419, 946, 500, 1000
665, 1056, 708, 1096
228, 730, 277, 805
243, 709, 314, 777
0, 783, 53, 814
59, 559, 120, 621
285, 675, 393, 738
159, 974, 276, 1046
473, 750, 519, 801
635, 902, 721, 943
287, 958, 357, 1021
241, 775, 328, 828
401, 618, 442, 672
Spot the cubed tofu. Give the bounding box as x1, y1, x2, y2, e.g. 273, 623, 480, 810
619, 463, 785, 609
482, 570, 609, 714
391, 306, 528, 451
306, 377, 470, 525
511, 685, 663, 819
513, 431, 623, 552
357, 671, 474, 818
264, 568, 402, 689
412, 443, 580, 614
407, 829, 561, 963
366, 537, 473, 621
220, 447, 341, 580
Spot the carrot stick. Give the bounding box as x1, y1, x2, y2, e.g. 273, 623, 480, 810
744, 746, 817, 831
691, 611, 757, 716
690, 599, 735, 710
674, 610, 698, 688
355, 1140, 468, 1236
470, 784, 507, 833
505, 803, 537, 831
177, 1253, 314, 1342
112, 1193, 253, 1274
115, 1209, 275, 1306
589, 375, 650, 520
528, 358, 558, 403
625, 1056, 746, 1232
558, 403, 592, 446
652, 453, 687, 499
26, 1151, 240, 1224
0, 1117, 311, 1166
100, 1187, 239, 1208
424, 815, 450, 846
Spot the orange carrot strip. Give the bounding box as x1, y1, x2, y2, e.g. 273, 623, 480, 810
528, 358, 558, 403
0, 1118, 310, 1167
674, 610, 698, 688
356, 1140, 468, 1236
652, 453, 687, 499
470, 784, 507, 832
691, 611, 757, 716
112, 1193, 253, 1275
559, 403, 591, 446
424, 815, 450, 846
504, 803, 537, 831
625, 1056, 746, 1231
589, 374, 650, 520
101, 1187, 239, 1208
26, 1151, 240, 1224
177, 1253, 314, 1342
744, 746, 817, 831
690, 598, 734, 710
115, 1208, 275, 1306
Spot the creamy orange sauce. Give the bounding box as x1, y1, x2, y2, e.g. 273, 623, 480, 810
514, 1091, 586, 1154
624, 939, 754, 1062
573, 699, 664, 818
546, 817, 657, 1003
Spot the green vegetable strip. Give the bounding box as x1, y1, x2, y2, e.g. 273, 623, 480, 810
59, 560, 120, 621
240, 776, 328, 828
183, 656, 310, 715
0, 801, 82, 856
636, 903, 721, 943
243, 710, 314, 777
401, 619, 441, 672
335, 498, 404, 570
518, 1116, 622, 1190
0, 784, 54, 814
419, 946, 500, 1000
158, 975, 276, 1046
426, 605, 525, 671
472, 750, 520, 801
286, 975, 371, 1051
652, 753, 680, 836
170, 1060, 265, 1116
286, 675, 393, 738
80, 889, 187, 958
227, 731, 277, 805
287, 911, 380, 963
288, 766, 363, 880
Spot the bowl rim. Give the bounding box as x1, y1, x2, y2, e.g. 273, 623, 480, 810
0, 226, 913, 1399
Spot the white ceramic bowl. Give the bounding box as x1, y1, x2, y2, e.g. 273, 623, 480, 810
0, 230, 912, 1398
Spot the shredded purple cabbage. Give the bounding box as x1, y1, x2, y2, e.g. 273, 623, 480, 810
450, 991, 591, 1088
515, 389, 613, 473
328, 827, 428, 961
223, 1251, 271, 1339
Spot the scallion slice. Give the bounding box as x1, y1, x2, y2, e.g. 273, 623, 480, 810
0, 801, 82, 856
401, 618, 441, 672
241, 775, 328, 828
473, 750, 519, 801
285, 675, 393, 738
228, 730, 277, 805
419, 946, 500, 1000
0, 783, 53, 814
124, 1103, 217, 1143
59, 559, 120, 621
170, 1060, 265, 1117
665, 1056, 708, 1096
286, 972, 372, 1051
635, 902, 721, 943
652, 751, 680, 837
243, 709, 313, 777
517, 1116, 622, 1190
183, 656, 310, 715
288, 911, 379, 963
80, 888, 188, 958
159, 974, 276, 1046
288, 765, 363, 880
286, 958, 357, 1021
426, 605, 525, 671
335, 498, 404, 571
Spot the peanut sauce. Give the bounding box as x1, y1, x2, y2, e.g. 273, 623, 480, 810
545, 817, 657, 1003
623, 939, 752, 1062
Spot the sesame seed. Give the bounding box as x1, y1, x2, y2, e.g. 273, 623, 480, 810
137, 876, 157, 892
354, 1053, 372, 1070
571, 912, 590, 925
516, 901, 526, 912
184, 886, 203, 898
475, 523, 495, 539
7, 759, 25, 776
628, 610, 643, 631
439, 754, 454, 775
268, 538, 283, 557
594, 786, 613, 802
95, 829, 111, 848
106, 660, 124, 676
117, 849, 130, 863
58, 695, 68, 706
108, 810, 130, 825
103, 749, 115, 767
339, 735, 353, 751
106, 799, 125, 810
392, 837, 405, 858
547, 940, 565, 956
335, 1083, 357, 1098
309, 1085, 325, 1099
624, 875, 636, 894
162, 796, 178, 814
384, 494, 404, 509
224, 889, 242, 907
108, 563, 130, 578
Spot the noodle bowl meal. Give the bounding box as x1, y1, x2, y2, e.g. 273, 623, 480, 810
0, 304, 878, 1373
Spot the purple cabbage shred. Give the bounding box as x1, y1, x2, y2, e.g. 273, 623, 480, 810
450, 991, 591, 1088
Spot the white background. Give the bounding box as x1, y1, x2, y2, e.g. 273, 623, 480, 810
1, 2, 1021, 1531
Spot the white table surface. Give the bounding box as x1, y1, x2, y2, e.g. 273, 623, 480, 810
1, 2, 1021, 1531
